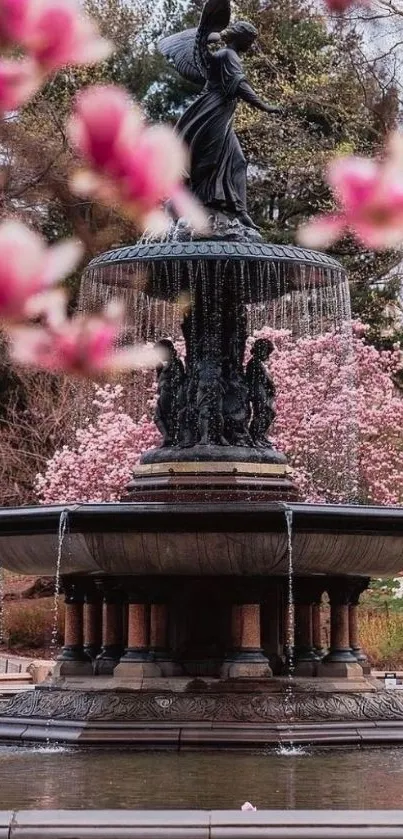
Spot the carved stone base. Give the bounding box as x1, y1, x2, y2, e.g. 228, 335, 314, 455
2, 683, 403, 747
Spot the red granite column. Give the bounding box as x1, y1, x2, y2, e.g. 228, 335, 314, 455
59, 582, 86, 661
150, 604, 167, 653
317, 577, 364, 678
95, 582, 123, 675
56, 580, 93, 676
312, 599, 325, 657
239, 604, 261, 649
83, 587, 101, 660
149, 603, 181, 675
294, 579, 320, 676
349, 577, 370, 668
115, 595, 162, 677
126, 602, 148, 656
220, 601, 272, 678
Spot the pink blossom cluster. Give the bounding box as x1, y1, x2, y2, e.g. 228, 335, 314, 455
264, 326, 403, 504
36, 325, 403, 506
35, 384, 161, 503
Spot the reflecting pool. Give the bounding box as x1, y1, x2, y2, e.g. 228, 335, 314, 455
1, 746, 403, 809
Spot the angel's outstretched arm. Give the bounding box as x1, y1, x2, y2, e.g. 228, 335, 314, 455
237, 79, 281, 114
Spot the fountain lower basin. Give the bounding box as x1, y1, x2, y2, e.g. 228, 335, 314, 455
0, 501, 402, 577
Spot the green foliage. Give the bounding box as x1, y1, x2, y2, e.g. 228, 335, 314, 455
361, 578, 403, 611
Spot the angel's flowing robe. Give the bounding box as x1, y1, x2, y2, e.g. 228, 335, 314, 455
177, 47, 259, 216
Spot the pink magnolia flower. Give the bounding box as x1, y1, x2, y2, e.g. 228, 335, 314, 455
68, 85, 207, 235
0, 0, 112, 71
8, 298, 164, 377
0, 57, 39, 111
0, 220, 82, 322
298, 140, 403, 250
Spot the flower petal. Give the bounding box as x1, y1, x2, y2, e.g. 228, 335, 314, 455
42, 238, 83, 286
327, 156, 379, 213
108, 343, 166, 371
297, 214, 345, 249
171, 185, 210, 234
0, 57, 40, 111
24, 288, 68, 327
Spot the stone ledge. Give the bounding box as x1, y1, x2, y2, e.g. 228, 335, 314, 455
2, 716, 403, 747
6, 809, 403, 839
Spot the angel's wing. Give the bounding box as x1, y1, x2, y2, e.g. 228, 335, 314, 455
158, 29, 205, 86
194, 0, 231, 77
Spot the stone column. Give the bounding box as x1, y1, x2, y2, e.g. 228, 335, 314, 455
317, 577, 364, 679
349, 577, 370, 674
261, 580, 283, 675
83, 586, 101, 661
312, 598, 325, 658
96, 582, 124, 676
55, 580, 92, 677
115, 597, 161, 678
221, 602, 272, 679
294, 579, 322, 677
149, 603, 181, 676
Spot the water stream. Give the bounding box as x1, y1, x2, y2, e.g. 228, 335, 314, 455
50, 509, 69, 657
283, 507, 296, 751
0, 567, 4, 649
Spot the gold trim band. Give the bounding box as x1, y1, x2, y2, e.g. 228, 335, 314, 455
134, 461, 291, 477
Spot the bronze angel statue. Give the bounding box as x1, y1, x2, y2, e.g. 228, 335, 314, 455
158, 0, 281, 230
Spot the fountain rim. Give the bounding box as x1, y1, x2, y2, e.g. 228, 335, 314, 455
85, 240, 346, 274
0, 501, 402, 538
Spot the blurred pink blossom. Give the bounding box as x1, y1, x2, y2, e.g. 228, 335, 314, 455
0, 0, 30, 48
0, 220, 82, 322
68, 85, 207, 235
298, 138, 403, 250
8, 298, 164, 377
0, 0, 111, 70
0, 57, 39, 111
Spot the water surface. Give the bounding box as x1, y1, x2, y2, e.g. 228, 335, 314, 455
1, 746, 403, 809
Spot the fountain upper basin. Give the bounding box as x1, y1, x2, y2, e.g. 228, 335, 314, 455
0, 502, 402, 578
86, 240, 345, 302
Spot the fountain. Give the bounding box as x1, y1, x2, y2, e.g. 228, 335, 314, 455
0, 0, 403, 747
